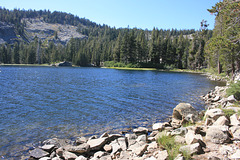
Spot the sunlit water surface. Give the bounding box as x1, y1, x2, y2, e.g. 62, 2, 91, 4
0, 66, 225, 159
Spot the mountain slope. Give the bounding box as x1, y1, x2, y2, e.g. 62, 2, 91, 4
23, 18, 87, 45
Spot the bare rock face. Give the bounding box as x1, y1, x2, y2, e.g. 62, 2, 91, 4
0, 21, 19, 44
23, 18, 87, 45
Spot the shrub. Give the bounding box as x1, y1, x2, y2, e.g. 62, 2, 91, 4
222, 109, 236, 118
226, 81, 240, 100
157, 132, 191, 160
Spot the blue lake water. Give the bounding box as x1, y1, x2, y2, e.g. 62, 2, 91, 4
0, 66, 224, 159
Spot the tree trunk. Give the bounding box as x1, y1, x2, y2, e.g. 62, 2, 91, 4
218, 59, 222, 74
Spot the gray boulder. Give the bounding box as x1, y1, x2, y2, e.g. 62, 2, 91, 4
230, 150, 240, 159
230, 126, 240, 140
30, 148, 50, 159
103, 144, 112, 153
171, 127, 187, 136
230, 113, 240, 126
41, 144, 55, 152
156, 150, 168, 160
87, 137, 108, 150
227, 95, 237, 103
125, 133, 137, 146
152, 123, 165, 131
94, 151, 109, 159
39, 157, 51, 160
130, 143, 148, 156
171, 103, 199, 127
63, 143, 90, 154
62, 151, 78, 160
133, 127, 148, 135
110, 140, 121, 156
136, 134, 147, 143
206, 126, 231, 144
185, 130, 203, 145
75, 137, 88, 145
213, 116, 229, 126
76, 156, 88, 160
118, 137, 127, 151
179, 143, 203, 155
204, 108, 224, 121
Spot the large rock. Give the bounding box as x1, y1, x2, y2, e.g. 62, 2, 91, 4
227, 95, 237, 103
133, 127, 148, 135
30, 148, 50, 159
179, 143, 203, 155
206, 126, 231, 144
39, 157, 51, 160
204, 108, 224, 121
76, 156, 88, 160
213, 116, 229, 126
75, 137, 88, 145
110, 140, 121, 156
118, 137, 127, 151
230, 126, 240, 139
94, 151, 109, 159
147, 141, 158, 152
136, 134, 147, 143
131, 143, 148, 156
87, 137, 108, 150
171, 103, 199, 126
63, 143, 90, 154
171, 127, 187, 136
108, 134, 122, 142
41, 144, 55, 152
152, 123, 165, 131
230, 113, 240, 126
43, 138, 73, 148
62, 151, 78, 160
154, 150, 168, 160
185, 130, 203, 145
125, 134, 137, 146
174, 136, 185, 144
230, 150, 240, 159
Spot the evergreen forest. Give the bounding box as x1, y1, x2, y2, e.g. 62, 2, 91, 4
0, 0, 239, 76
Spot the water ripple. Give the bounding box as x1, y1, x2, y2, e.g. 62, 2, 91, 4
0, 66, 225, 159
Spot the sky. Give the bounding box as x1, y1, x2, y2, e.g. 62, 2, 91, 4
0, 0, 219, 30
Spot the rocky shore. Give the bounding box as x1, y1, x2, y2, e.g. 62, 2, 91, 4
27, 74, 240, 160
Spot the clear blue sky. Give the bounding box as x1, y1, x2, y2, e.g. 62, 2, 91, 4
1, 0, 219, 30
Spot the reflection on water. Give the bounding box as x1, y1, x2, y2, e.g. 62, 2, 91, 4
0, 66, 225, 159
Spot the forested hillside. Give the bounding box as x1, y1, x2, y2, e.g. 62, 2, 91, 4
0, 0, 239, 74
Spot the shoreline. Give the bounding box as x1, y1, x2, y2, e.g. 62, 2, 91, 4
25, 81, 240, 160
1, 66, 236, 159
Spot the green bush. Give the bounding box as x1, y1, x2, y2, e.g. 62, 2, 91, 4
226, 81, 240, 100
157, 132, 191, 160
222, 109, 236, 118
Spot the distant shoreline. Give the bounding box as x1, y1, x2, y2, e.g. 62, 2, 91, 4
0, 64, 209, 74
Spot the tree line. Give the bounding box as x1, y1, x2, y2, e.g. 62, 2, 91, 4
205, 0, 240, 76
0, 1, 239, 75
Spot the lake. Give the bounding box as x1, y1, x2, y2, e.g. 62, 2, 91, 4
0, 66, 224, 159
